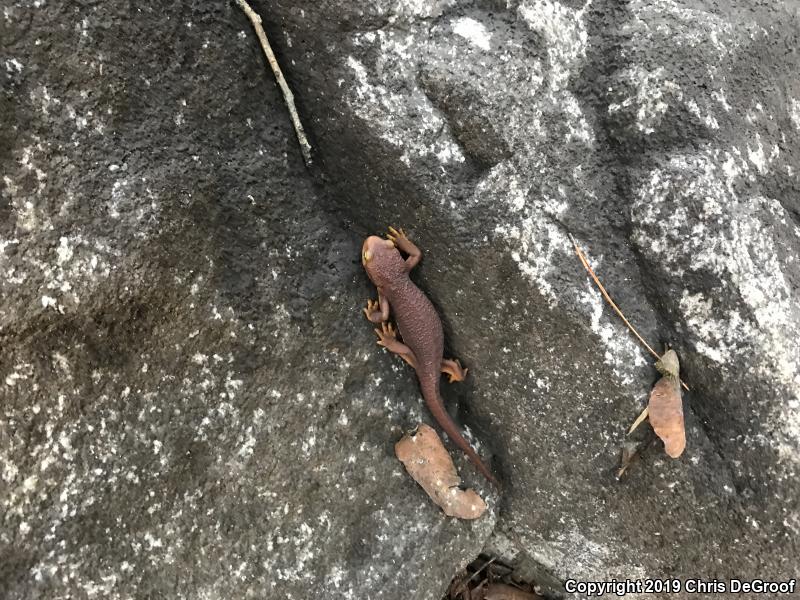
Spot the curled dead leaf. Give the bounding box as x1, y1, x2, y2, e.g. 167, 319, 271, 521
395, 424, 487, 520
648, 350, 685, 458
617, 439, 642, 479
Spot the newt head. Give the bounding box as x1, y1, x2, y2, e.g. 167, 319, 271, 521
362, 235, 405, 286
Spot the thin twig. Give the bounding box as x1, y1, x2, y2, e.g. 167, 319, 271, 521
450, 556, 496, 599
465, 556, 496, 586
570, 235, 690, 392
236, 0, 313, 166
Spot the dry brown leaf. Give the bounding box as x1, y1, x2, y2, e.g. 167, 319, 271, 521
648, 350, 685, 458
617, 439, 641, 479
395, 424, 487, 520
484, 583, 542, 600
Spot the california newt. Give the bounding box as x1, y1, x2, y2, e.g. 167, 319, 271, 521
361, 227, 497, 485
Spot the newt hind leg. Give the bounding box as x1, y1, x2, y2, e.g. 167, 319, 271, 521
374, 322, 418, 369
441, 358, 468, 383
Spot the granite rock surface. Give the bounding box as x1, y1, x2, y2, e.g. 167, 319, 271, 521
2, 1, 799, 599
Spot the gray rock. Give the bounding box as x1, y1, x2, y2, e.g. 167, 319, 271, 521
1, 3, 494, 599
2, 1, 799, 600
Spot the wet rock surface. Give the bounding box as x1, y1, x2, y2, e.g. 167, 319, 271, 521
2, 1, 799, 599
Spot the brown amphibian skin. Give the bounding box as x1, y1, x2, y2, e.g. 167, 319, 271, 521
361, 227, 498, 486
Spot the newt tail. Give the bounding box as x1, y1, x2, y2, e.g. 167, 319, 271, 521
420, 377, 499, 486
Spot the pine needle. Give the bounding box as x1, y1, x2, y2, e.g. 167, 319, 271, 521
570, 235, 690, 392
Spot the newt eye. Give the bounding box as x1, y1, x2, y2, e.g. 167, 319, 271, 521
363, 250, 372, 263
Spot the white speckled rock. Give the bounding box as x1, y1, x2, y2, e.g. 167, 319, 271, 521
2, 0, 799, 599
0, 3, 495, 600
251, 0, 800, 597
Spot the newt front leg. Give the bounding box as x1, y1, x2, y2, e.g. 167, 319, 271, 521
387, 226, 421, 271
363, 295, 390, 323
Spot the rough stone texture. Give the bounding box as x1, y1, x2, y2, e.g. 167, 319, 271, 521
2, 1, 799, 600
0, 3, 496, 600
